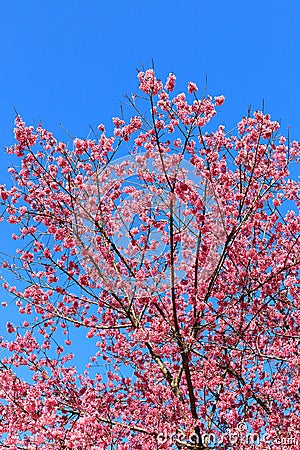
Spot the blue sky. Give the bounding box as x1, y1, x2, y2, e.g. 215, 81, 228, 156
1, 0, 300, 152
0, 0, 300, 367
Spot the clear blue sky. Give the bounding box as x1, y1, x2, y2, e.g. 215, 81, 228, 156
1, 0, 300, 150
0, 0, 300, 367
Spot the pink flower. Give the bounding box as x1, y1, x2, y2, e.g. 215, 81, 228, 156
97, 123, 105, 132
215, 95, 225, 106
188, 81, 198, 94
0, 186, 9, 201
165, 73, 176, 92
137, 69, 163, 95
6, 322, 16, 333
112, 117, 125, 128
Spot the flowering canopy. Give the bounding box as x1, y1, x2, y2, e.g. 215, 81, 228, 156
0, 69, 300, 449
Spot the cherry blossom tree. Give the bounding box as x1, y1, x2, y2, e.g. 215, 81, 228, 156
0, 68, 300, 449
